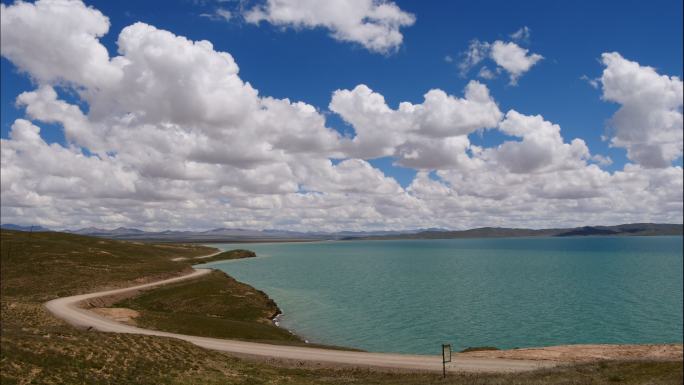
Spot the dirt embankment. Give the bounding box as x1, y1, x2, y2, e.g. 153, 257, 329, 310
90, 308, 140, 325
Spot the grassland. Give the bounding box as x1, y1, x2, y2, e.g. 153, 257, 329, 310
1, 230, 215, 302
116, 270, 300, 342
1, 229, 682, 384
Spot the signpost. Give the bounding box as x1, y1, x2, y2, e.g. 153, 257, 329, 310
441, 344, 451, 378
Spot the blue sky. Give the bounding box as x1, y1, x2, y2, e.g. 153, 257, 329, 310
1, 0, 682, 230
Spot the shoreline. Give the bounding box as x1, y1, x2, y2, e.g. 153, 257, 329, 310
193, 253, 314, 344
43, 267, 555, 372
196, 251, 684, 358
228, 271, 683, 357
203, 264, 312, 344
270, 312, 310, 343
46, 266, 683, 369
67, 261, 682, 366
188, 251, 309, 343
44, 259, 683, 372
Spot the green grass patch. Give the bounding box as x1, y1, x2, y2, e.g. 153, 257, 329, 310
196, 249, 256, 264
117, 270, 300, 342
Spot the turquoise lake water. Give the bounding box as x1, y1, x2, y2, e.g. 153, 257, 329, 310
198, 237, 683, 354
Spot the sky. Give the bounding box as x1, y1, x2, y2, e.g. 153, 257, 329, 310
0, 0, 682, 231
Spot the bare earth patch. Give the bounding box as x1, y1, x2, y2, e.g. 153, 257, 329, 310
459, 344, 683, 363
91, 308, 140, 326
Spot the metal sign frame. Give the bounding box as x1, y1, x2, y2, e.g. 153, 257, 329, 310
441, 344, 451, 377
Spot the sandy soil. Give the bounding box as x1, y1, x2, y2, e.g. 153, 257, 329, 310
460, 344, 683, 362
90, 308, 139, 326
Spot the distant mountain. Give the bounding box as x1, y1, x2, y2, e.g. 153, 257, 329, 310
66, 226, 329, 242
0, 224, 51, 232
69, 227, 145, 236
347, 227, 560, 240
60, 223, 683, 242
354, 223, 683, 240
555, 223, 684, 237
63, 226, 428, 241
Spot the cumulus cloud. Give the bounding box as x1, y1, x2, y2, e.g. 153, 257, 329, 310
1, 120, 139, 206
16, 86, 99, 149
0, 0, 412, 231
600, 52, 683, 168
457, 31, 542, 84
0, 0, 681, 231
0, 0, 121, 89
486, 110, 590, 174
243, 0, 415, 53
330, 80, 503, 168
489, 41, 543, 84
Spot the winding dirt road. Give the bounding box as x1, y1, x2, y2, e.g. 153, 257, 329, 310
44, 267, 555, 373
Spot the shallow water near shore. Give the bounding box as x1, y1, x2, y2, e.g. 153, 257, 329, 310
198, 236, 683, 355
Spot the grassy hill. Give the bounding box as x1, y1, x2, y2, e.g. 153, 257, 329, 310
1, 230, 213, 302
1, 229, 681, 384
116, 270, 300, 342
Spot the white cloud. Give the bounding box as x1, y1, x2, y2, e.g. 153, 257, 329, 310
510, 26, 531, 42
486, 110, 591, 174
200, 8, 232, 21
477, 66, 496, 80
591, 154, 613, 167
1, 120, 139, 206
16, 86, 100, 150
458, 39, 490, 76
580, 74, 600, 89
457, 35, 542, 84
600, 52, 683, 168
489, 41, 543, 84
330, 80, 503, 168
0, 0, 681, 231
0, 0, 121, 88
244, 0, 415, 53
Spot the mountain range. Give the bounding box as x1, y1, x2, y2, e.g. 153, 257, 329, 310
0, 224, 51, 232
1, 223, 681, 242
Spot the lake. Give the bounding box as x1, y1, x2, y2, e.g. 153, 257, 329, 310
198, 236, 683, 354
